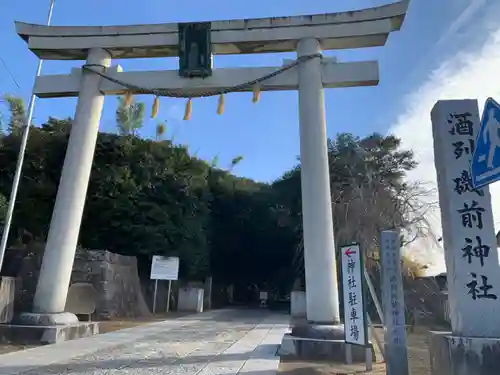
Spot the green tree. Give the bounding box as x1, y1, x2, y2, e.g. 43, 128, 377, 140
0, 95, 430, 304
272, 132, 430, 282
2, 94, 27, 135
41, 116, 72, 134
115, 96, 145, 136
0, 193, 8, 225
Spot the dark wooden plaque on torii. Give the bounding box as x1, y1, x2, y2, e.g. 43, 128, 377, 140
178, 22, 212, 78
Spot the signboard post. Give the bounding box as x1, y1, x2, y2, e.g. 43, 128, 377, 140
380, 230, 409, 375
340, 243, 370, 371
150, 256, 179, 314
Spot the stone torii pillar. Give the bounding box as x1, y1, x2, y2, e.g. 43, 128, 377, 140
34, 48, 111, 317
297, 38, 339, 324
19, 48, 111, 326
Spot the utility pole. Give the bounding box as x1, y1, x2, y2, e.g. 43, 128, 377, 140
0, 0, 56, 271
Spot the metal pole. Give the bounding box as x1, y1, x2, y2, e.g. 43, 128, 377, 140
367, 314, 385, 360
364, 268, 384, 325
206, 276, 212, 310
344, 343, 352, 364
166, 280, 172, 312
365, 346, 373, 371
153, 279, 158, 314
0, 0, 56, 272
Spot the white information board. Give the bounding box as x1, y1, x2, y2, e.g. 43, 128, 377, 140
150, 256, 179, 280
340, 243, 367, 346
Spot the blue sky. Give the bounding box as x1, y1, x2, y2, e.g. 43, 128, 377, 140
0, 0, 478, 183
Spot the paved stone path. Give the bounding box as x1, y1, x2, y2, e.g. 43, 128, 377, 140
0, 309, 289, 375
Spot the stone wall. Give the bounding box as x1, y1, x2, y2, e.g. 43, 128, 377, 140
14, 244, 43, 313
14, 246, 151, 320
0, 277, 17, 323
72, 250, 151, 320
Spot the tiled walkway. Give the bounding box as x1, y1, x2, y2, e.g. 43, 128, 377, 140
0, 309, 289, 375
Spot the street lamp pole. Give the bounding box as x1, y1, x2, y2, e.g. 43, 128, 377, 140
0, 0, 56, 271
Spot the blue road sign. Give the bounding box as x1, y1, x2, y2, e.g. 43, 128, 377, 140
471, 97, 500, 189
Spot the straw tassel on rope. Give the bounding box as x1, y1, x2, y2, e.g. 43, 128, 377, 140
151, 96, 160, 119
217, 94, 225, 115
252, 86, 261, 103
156, 122, 166, 140
183, 98, 192, 121
124, 92, 133, 107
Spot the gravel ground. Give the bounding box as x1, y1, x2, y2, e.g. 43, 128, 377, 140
0, 310, 287, 375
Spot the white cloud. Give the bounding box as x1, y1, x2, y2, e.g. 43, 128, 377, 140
390, 12, 500, 275
433, 0, 486, 50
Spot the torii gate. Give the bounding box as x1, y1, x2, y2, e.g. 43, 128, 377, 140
15, 1, 408, 329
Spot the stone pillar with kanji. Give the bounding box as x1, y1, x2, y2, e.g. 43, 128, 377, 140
429, 99, 500, 375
